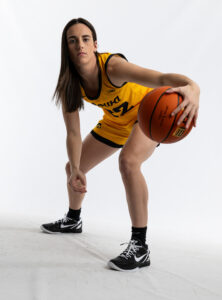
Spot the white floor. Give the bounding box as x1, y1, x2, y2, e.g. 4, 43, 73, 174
0, 214, 222, 300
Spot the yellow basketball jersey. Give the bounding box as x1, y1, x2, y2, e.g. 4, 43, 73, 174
80, 52, 154, 126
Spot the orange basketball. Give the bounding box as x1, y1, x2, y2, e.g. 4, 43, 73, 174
137, 86, 194, 144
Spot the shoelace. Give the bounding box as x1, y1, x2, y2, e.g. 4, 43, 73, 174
119, 239, 143, 260
54, 213, 73, 224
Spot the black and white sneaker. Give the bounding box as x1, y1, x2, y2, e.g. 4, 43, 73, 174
107, 238, 150, 271
40, 213, 82, 234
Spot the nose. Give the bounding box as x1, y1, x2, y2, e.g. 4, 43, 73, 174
76, 39, 84, 50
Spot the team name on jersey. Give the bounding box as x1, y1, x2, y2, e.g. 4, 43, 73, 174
92, 96, 121, 108
91, 95, 134, 117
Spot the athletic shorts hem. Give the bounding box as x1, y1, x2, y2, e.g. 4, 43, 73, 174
90, 130, 123, 148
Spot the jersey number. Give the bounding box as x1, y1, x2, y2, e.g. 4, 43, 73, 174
105, 102, 134, 117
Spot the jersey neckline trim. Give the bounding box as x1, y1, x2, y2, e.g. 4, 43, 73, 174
80, 52, 102, 100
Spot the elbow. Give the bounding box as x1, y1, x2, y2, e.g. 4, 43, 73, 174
159, 73, 166, 87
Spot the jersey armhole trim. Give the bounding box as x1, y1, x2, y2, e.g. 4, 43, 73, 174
104, 53, 128, 88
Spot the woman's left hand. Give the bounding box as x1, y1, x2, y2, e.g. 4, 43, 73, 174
165, 83, 200, 128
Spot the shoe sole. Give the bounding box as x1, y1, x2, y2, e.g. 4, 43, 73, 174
107, 260, 150, 272
40, 225, 82, 234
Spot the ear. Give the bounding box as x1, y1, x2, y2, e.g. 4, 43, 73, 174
94, 41, 98, 52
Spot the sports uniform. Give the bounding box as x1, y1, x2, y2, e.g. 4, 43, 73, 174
80, 52, 154, 148
41, 52, 153, 272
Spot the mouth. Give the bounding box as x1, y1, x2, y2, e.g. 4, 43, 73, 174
78, 52, 86, 56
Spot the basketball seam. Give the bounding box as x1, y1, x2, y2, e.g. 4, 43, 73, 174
149, 88, 174, 141
160, 93, 180, 143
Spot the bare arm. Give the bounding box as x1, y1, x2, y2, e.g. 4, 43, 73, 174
66, 134, 82, 171
62, 105, 82, 171
106, 55, 198, 89
107, 56, 200, 128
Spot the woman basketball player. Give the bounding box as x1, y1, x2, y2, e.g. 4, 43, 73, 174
40, 18, 200, 271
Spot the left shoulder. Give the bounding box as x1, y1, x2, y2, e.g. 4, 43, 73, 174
106, 54, 129, 87
106, 54, 128, 70
106, 53, 163, 88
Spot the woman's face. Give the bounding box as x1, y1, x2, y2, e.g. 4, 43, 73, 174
66, 23, 97, 67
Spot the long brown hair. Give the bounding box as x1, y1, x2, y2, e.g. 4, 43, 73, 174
52, 18, 98, 112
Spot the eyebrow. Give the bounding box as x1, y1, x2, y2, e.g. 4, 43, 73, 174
67, 35, 91, 40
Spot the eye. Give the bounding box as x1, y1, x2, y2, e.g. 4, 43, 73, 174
83, 38, 89, 42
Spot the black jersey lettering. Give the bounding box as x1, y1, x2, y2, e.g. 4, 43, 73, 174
105, 101, 134, 117
98, 96, 121, 108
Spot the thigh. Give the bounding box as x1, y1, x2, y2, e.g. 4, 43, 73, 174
67, 132, 119, 175
119, 123, 159, 165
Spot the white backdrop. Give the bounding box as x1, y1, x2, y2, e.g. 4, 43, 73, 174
1, 1, 222, 299
0, 0, 221, 244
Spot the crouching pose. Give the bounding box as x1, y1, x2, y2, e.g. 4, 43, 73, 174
40, 18, 200, 271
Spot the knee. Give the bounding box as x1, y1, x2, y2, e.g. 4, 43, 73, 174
118, 153, 139, 177
65, 162, 71, 175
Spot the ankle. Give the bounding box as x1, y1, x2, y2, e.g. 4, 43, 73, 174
131, 226, 147, 245
67, 207, 81, 220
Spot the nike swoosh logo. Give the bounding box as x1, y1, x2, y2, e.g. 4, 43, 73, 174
60, 222, 80, 229
134, 253, 148, 262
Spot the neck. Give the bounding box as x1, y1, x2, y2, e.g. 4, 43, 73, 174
75, 53, 98, 86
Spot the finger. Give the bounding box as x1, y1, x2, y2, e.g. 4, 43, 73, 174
72, 183, 86, 191
165, 87, 181, 94
79, 175, 86, 186
75, 187, 86, 192
171, 99, 189, 116
73, 178, 85, 186
79, 179, 86, 186
75, 180, 83, 187
76, 181, 86, 190
171, 106, 184, 117
70, 184, 87, 193
193, 110, 199, 127
177, 104, 193, 125
185, 107, 196, 128
69, 181, 86, 192
75, 189, 87, 193
74, 189, 87, 194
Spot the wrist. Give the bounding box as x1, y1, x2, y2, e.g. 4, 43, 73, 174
189, 81, 200, 94
70, 165, 79, 172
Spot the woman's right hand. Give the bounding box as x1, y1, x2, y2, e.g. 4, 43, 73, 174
68, 169, 87, 193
